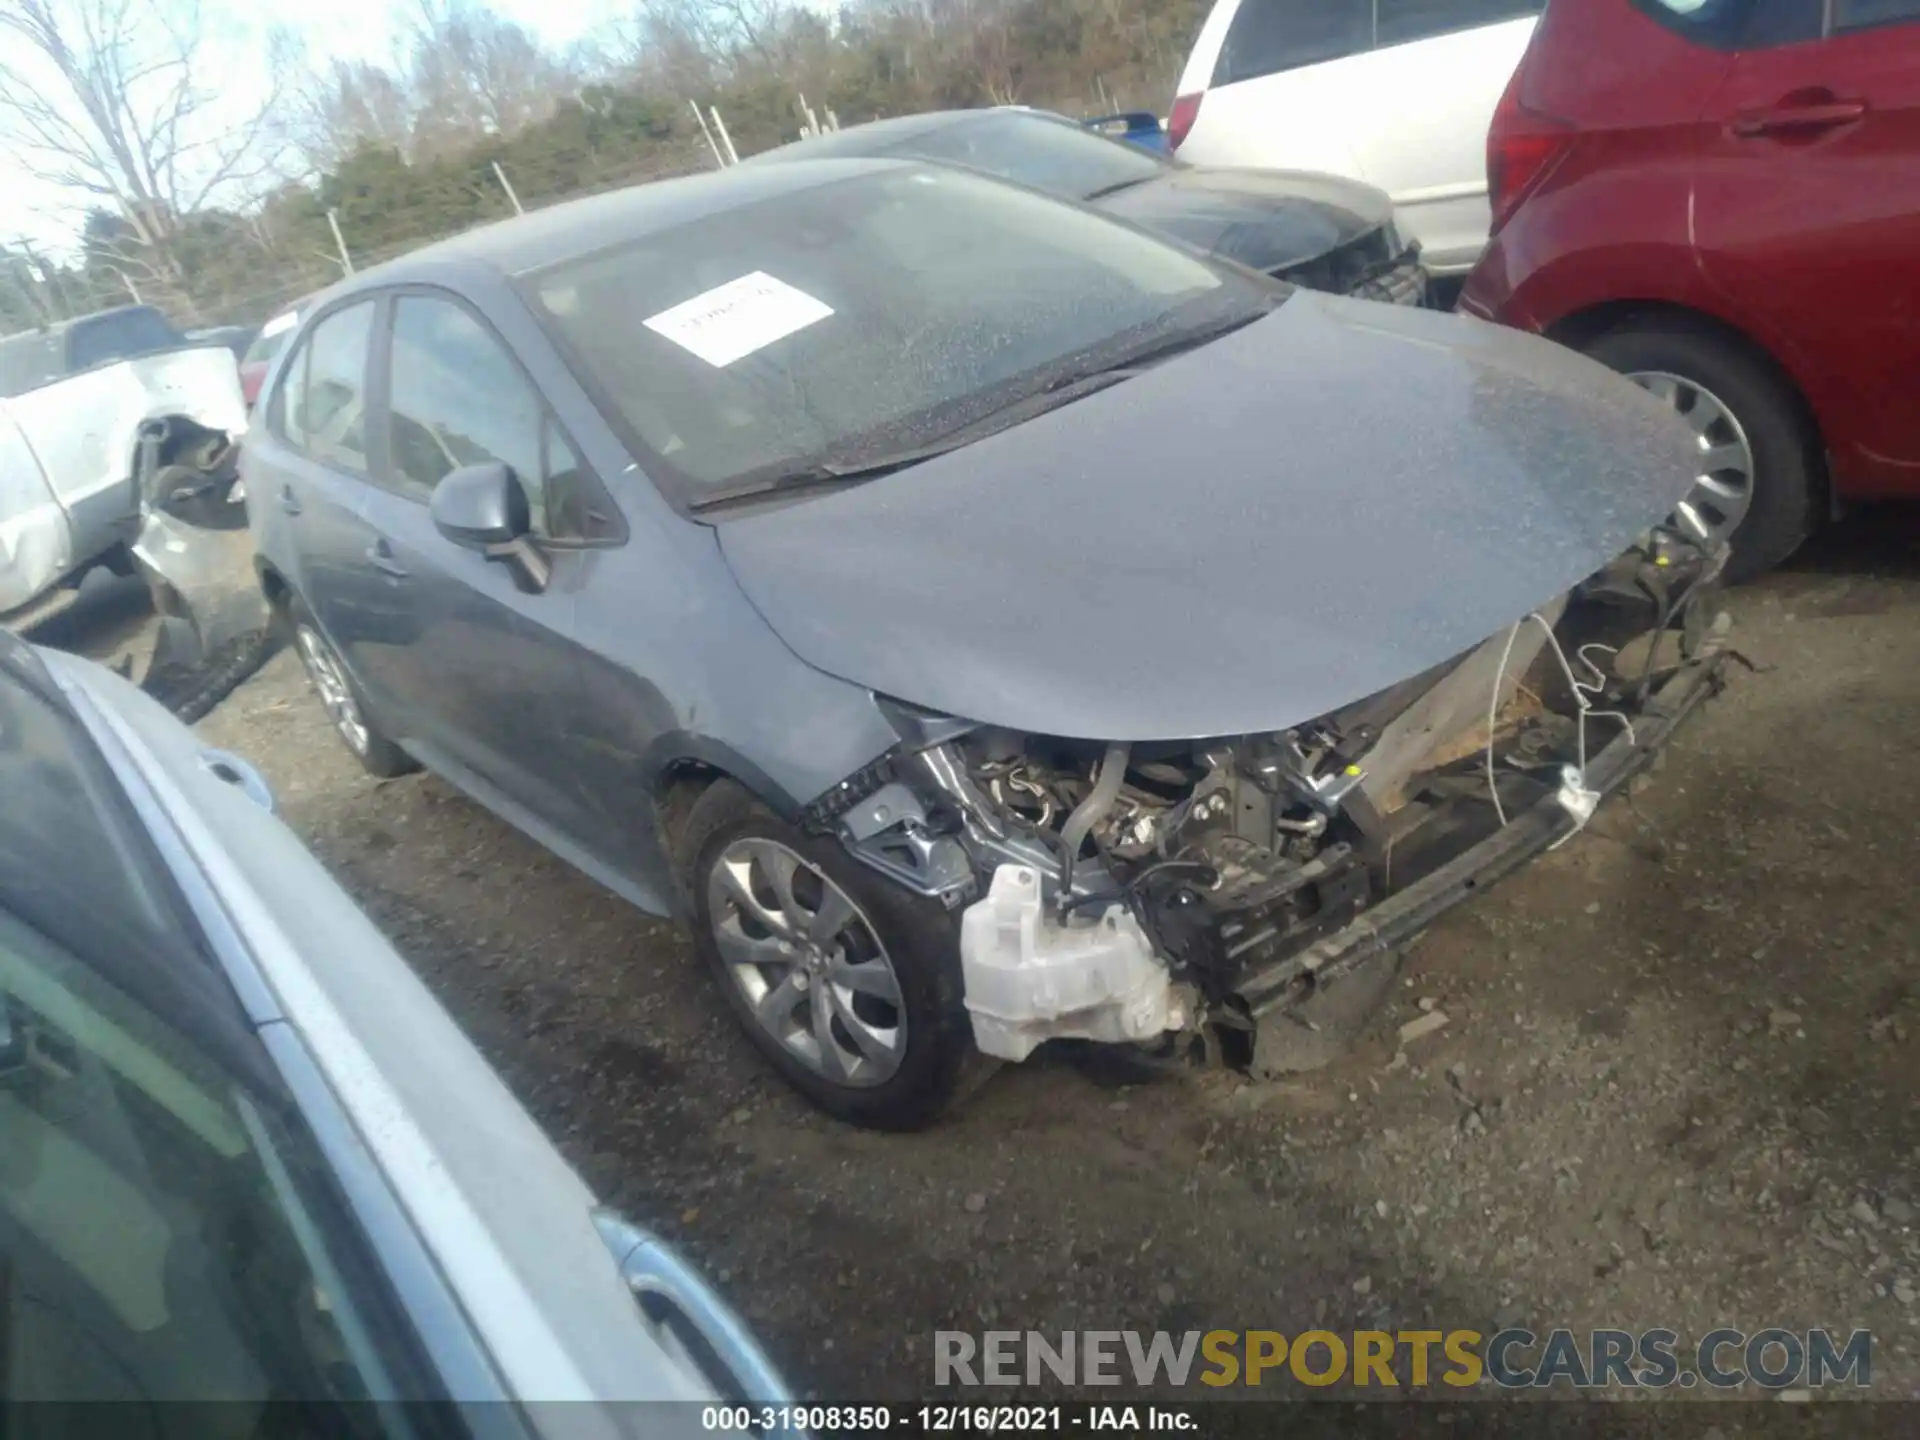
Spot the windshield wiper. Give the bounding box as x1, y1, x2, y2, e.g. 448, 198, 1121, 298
688, 440, 970, 513
687, 309, 1272, 515
1081, 175, 1156, 201
690, 370, 1153, 514
1095, 305, 1275, 373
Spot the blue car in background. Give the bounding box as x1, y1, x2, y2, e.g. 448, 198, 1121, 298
1083, 111, 1169, 153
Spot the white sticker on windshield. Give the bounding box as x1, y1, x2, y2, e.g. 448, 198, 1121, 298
643, 271, 834, 367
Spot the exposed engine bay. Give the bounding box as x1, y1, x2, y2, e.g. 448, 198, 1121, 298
809, 529, 1732, 1072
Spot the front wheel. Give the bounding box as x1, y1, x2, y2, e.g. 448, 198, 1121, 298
1584, 322, 1823, 580
677, 780, 981, 1130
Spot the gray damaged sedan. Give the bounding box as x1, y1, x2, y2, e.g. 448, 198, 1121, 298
247, 158, 1733, 1130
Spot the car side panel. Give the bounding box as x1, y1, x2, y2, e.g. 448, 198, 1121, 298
277, 448, 395, 683
1342, 18, 1538, 274
1691, 21, 1920, 498
1462, 5, 1734, 327
1458, 141, 1708, 334
350, 484, 604, 845
0, 409, 71, 613
554, 516, 906, 904
1182, 17, 1536, 274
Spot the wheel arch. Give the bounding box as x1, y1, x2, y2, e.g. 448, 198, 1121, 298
643, 734, 804, 822
254, 555, 292, 611
643, 733, 809, 905
1547, 299, 1834, 516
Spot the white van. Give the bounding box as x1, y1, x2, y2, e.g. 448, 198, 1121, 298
1170, 1, 1541, 278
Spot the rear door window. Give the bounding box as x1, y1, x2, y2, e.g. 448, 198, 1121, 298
64, 308, 183, 372
279, 301, 376, 473
1215, 0, 1541, 85
1374, 0, 1542, 48
1833, 0, 1920, 30
1214, 0, 1372, 85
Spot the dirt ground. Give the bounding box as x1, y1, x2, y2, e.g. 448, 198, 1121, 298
75, 511, 1920, 1402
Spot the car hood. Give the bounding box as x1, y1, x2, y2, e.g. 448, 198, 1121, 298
716, 292, 1702, 742
1094, 168, 1395, 273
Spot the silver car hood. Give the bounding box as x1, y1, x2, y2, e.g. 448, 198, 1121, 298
717, 292, 1701, 741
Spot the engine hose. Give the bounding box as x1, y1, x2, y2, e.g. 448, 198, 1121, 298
1057, 741, 1129, 909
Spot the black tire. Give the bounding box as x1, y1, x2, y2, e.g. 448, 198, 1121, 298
1584, 320, 1823, 580
676, 780, 981, 1130
144, 626, 275, 724
288, 598, 418, 779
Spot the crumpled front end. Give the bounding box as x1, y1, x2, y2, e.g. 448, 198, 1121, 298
1282, 223, 1428, 309
806, 527, 1730, 1072
127, 420, 272, 716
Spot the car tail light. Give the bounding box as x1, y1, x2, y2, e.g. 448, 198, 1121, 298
1486, 61, 1573, 233
1167, 92, 1203, 152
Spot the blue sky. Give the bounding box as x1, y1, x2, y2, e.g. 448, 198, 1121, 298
0, 0, 623, 256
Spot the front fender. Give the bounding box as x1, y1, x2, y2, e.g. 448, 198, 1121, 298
132, 503, 270, 673
639, 731, 808, 823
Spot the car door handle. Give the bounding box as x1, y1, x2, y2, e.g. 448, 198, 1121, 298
1731, 98, 1867, 138
592, 1209, 796, 1407
200, 748, 276, 813
366, 541, 409, 579
277, 485, 302, 516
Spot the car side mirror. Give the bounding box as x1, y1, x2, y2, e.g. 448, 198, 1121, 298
430, 462, 550, 594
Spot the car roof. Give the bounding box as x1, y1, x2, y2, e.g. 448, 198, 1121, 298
752, 108, 1075, 164
329, 156, 915, 294
0, 303, 163, 343
753, 110, 985, 158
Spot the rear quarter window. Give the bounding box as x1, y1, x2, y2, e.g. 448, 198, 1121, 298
1631, 0, 1823, 47
1833, 0, 1920, 31
1214, 0, 1542, 87
64, 308, 184, 372
1215, 0, 1372, 85
0, 333, 62, 399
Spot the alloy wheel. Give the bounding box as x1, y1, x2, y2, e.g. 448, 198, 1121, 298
706, 837, 907, 1087
295, 623, 370, 756
1627, 370, 1756, 552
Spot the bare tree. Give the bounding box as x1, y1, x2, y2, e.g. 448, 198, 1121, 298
406, 0, 577, 159
0, 0, 294, 303
615, 0, 801, 95
294, 59, 419, 171
705, 0, 795, 65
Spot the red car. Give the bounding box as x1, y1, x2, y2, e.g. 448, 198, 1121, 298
237, 303, 305, 410
1461, 0, 1920, 577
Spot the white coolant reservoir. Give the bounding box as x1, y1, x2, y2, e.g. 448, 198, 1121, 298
958, 865, 1187, 1063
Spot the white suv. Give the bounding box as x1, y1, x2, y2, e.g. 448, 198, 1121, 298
1170, 1, 1541, 278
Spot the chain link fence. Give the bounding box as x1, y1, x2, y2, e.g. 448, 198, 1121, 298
186, 134, 722, 332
